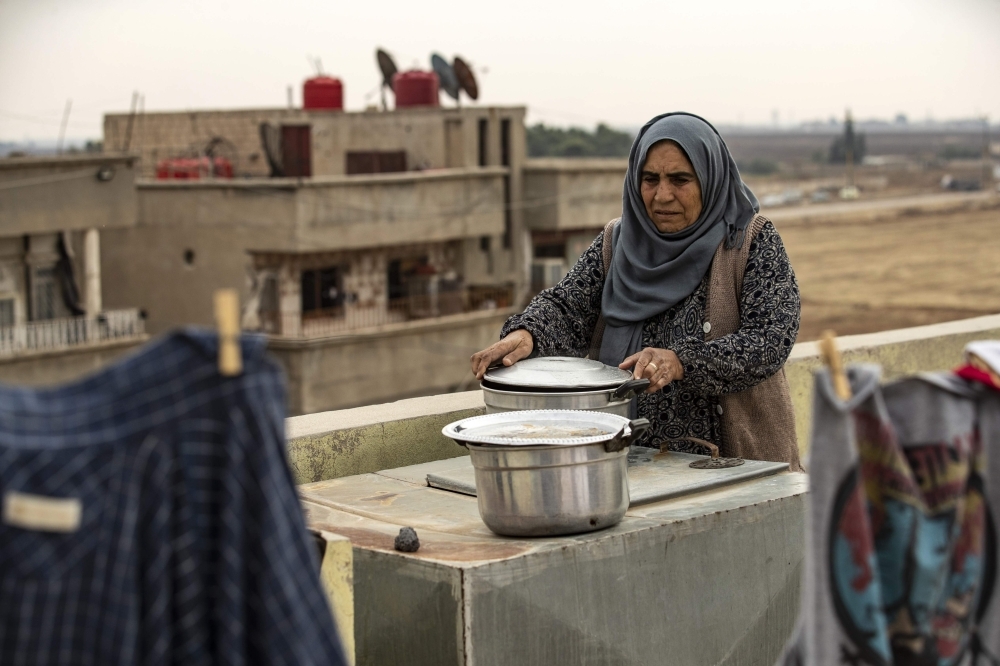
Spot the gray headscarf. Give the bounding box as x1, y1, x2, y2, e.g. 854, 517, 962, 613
598, 112, 759, 367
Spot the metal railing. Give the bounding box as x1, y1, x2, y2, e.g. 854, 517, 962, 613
285, 286, 514, 338
0, 309, 146, 357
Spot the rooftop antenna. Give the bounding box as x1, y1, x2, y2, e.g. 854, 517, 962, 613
56, 99, 72, 155
376, 48, 398, 111
123, 91, 139, 152
259, 123, 284, 177
431, 53, 460, 104
308, 55, 324, 76
452, 56, 479, 102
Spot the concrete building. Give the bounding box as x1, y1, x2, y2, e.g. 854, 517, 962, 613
521, 158, 626, 292
101, 105, 533, 413
99, 105, 638, 413
0, 154, 147, 385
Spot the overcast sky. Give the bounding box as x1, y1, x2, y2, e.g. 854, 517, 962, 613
1, 0, 998, 142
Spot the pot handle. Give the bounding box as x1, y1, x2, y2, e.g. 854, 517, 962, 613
605, 418, 651, 453
611, 378, 651, 400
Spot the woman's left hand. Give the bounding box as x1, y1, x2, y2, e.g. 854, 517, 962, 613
619, 347, 685, 393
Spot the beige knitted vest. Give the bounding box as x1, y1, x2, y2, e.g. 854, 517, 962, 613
589, 215, 802, 470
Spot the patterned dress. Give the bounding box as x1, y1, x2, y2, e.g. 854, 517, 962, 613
501, 220, 801, 451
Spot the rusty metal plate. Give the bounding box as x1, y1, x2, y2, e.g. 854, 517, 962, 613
424, 451, 786, 504
627, 445, 658, 466
689, 457, 746, 469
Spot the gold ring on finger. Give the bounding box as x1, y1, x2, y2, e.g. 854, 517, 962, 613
646, 362, 658, 372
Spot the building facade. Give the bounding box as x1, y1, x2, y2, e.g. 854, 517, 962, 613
99, 104, 632, 413
0, 154, 147, 384
101, 105, 531, 412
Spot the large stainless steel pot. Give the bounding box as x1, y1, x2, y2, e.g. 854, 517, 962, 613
482, 357, 649, 417
442, 410, 651, 537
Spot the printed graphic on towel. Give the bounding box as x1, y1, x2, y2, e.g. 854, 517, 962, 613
829, 411, 995, 666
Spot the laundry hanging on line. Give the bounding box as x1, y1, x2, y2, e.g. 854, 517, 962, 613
0, 329, 348, 666
779, 342, 1000, 666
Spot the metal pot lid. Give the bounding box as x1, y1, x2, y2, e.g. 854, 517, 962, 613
483, 356, 632, 390
443, 409, 631, 447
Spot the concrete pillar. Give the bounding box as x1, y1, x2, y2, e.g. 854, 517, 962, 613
84, 228, 102, 317
506, 111, 531, 307
278, 264, 302, 337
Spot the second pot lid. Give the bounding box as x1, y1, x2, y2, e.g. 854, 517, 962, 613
483, 356, 632, 390
443, 409, 629, 447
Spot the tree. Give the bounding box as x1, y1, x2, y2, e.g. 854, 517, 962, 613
526, 123, 634, 158
828, 116, 866, 164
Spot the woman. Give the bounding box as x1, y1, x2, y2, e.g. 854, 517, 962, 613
470, 112, 802, 469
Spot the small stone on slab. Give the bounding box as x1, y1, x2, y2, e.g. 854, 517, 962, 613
394, 526, 420, 552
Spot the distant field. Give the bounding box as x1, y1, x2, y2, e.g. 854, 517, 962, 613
776, 203, 1000, 341
722, 130, 989, 164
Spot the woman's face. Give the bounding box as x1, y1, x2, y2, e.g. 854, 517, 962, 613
640, 141, 703, 233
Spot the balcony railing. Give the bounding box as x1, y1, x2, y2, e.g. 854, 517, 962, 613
280, 286, 514, 338
0, 309, 146, 357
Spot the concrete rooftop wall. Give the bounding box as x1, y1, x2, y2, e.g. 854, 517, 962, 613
134, 168, 508, 251
0, 154, 138, 236
273, 307, 513, 419
104, 106, 527, 178
0, 338, 148, 386
285, 313, 1000, 483
523, 158, 627, 232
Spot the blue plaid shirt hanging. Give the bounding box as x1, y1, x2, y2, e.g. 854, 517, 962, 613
0, 329, 347, 666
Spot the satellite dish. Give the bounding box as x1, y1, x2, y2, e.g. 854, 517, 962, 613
452, 56, 479, 101
431, 53, 460, 101
259, 123, 284, 177
376, 48, 398, 92
376, 48, 399, 111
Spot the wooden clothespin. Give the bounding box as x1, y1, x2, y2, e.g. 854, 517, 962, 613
819, 330, 851, 401
214, 289, 242, 376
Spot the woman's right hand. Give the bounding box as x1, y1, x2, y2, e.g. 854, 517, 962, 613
470, 329, 534, 380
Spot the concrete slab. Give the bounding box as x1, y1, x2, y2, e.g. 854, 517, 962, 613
285, 313, 1000, 481
301, 460, 808, 666
376, 454, 474, 486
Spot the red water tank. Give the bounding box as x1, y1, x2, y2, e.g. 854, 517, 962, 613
303, 76, 344, 110
393, 71, 439, 108
156, 157, 233, 180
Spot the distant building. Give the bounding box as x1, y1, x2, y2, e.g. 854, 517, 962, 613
0, 154, 147, 384
99, 105, 627, 413
521, 158, 626, 292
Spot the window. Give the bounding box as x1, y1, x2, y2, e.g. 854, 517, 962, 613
501, 118, 512, 248
345, 151, 407, 175
0, 298, 14, 327
387, 256, 431, 302
500, 119, 511, 166
280, 125, 312, 177
534, 242, 567, 259
478, 119, 488, 167
301, 267, 345, 316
